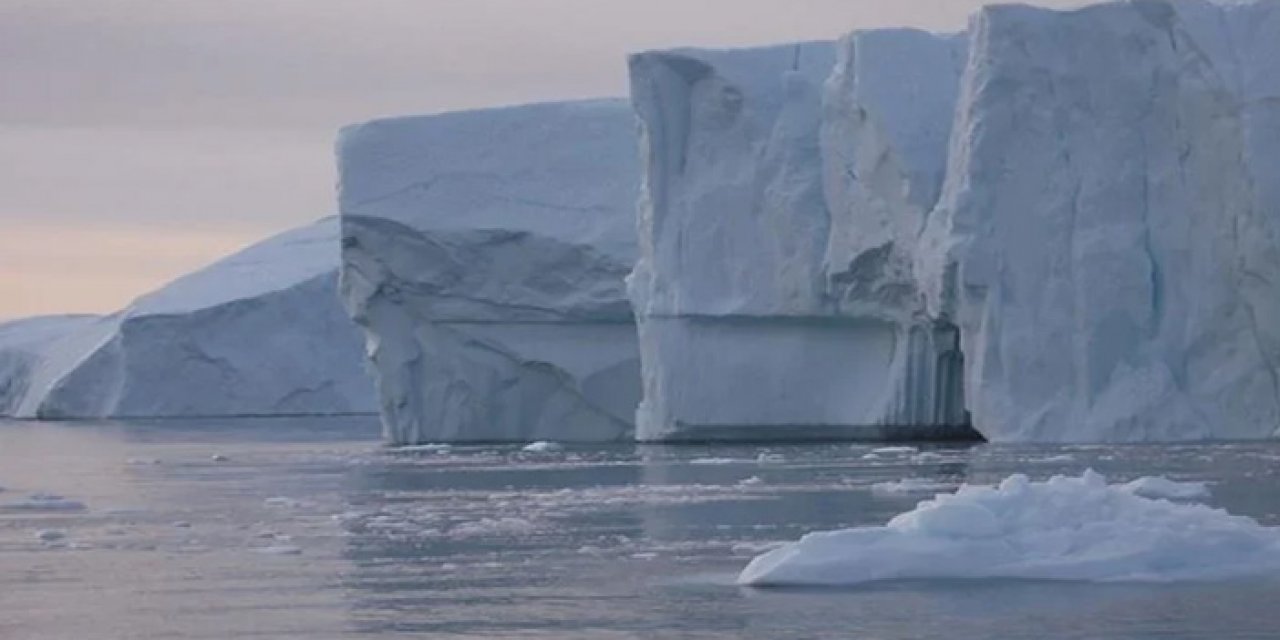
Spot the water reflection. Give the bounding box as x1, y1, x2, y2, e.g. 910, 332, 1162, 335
6, 419, 1280, 639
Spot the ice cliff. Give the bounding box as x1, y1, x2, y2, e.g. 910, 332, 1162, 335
921, 0, 1280, 441
0, 218, 376, 418
628, 0, 1280, 443
627, 37, 973, 441
337, 100, 642, 445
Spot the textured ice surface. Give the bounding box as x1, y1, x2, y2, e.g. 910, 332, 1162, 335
0, 219, 375, 418
920, 0, 1280, 441
740, 470, 1280, 586
628, 36, 972, 441
338, 100, 641, 444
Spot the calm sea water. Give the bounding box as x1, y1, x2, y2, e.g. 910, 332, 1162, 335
2, 417, 1280, 639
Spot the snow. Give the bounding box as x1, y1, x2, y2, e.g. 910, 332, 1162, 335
338, 100, 642, 445
739, 470, 1280, 586
918, 0, 1280, 441
628, 36, 973, 442
0, 218, 376, 419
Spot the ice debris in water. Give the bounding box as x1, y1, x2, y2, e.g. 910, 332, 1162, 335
36, 529, 66, 542
1121, 476, 1211, 500
1, 493, 87, 512
253, 544, 303, 556
522, 441, 564, 453
211, 454, 230, 463
870, 478, 960, 496
739, 470, 1280, 587
392, 443, 452, 454
871, 447, 918, 455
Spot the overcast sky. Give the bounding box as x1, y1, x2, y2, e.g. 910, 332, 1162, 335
0, 0, 1084, 319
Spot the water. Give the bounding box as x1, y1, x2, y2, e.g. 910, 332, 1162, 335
3, 418, 1280, 639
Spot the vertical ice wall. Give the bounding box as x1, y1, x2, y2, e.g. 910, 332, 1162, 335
338, 100, 642, 444
628, 36, 974, 441
921, 0, 1280, 441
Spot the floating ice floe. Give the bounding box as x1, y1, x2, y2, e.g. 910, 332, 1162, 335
35, 529, 66, 542
391, 444, 453, 454
522, 441, 564, 453
253, 544, 303, 555
739, 470, 1280, 586
1, 493, 87, 512
1121, 476, 1211, 501
870, 478, 960, 496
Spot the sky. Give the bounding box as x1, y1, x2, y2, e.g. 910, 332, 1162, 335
0, 0, 1084, 320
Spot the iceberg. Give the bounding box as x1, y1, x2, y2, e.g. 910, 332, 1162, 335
739, 470, 1280, 586
0, 218, 376, 418
920, 0, 1280, 441
337, 100, 642, 445
628, 36, 974, 441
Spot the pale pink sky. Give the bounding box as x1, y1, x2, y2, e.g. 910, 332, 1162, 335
0, 0, 1084, 320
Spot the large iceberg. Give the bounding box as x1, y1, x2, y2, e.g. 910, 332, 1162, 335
920, 0, 1280, 441
0, 218, 376, 418
739, 470, 1280, 586
628, 37, 974, 441
337, 100, 642, 445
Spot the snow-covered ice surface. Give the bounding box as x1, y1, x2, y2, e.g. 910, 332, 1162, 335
920, 0, 1280, 441
627, 37, 977, 442
741, 470, 1277, 586
338, 100, 642, 445
5, 417, 1280, 639
0, 218, 376, 418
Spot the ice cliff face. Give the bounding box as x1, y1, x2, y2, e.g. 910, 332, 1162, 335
337, 100, 642, 444
922, 0, 1280, 441
628, 38, 973, 441
0, 218, 376, 419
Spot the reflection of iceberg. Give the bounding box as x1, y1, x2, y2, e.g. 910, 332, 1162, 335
740, 471, 1280, 586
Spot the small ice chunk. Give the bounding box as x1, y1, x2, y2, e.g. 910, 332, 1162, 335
1122, 476, 1211, 500
253, 545, 302, 555
391, 443, 452, 454
870, 478, 958, 496
872, 446, 918, 455
690, 457, 738, 465
740, 470, 1280, 587
1036, 454, 1076, 463
210, 454, 230, 462
522, 441, 563, 453
738, 476, 765, 486
36, 529, 67, 542
2, 493, 87, 512
126, 457, 163, 466
912, 452, 946, 463
756, 453, 786, 463
264, 496, 306, 508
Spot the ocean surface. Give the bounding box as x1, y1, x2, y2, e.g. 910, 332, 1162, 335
2, 417, 1280, 639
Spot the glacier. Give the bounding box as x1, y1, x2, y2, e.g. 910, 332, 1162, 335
337, 100, 642, 445
920, 0, 1280, 441
627, 37, 974, 441
0, 218, 376, 419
